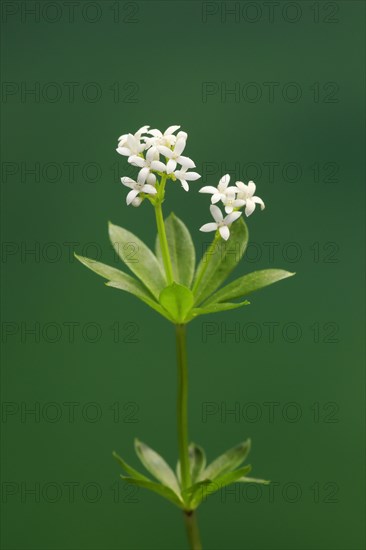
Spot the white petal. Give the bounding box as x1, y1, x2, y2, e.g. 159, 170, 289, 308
199, 186, 217, 194
129, 155, 145, 168
210, 204, 223, 223
135, 125, 149, 137
218, 174, 230, 191
146, 173, 156, 185
146, 147, 158, 163
253, 196, 265, 210
248, 181, 256, 196
233, 199, 245, 208
151, 161, 167, 172
131, 197, 142, 207
224, 205, 233, 214
176, 131, 188, 140
121, 177, 136, 189
178, 155, 195, 169
183, 171, 200, 181
166, 159, 177, 174
174, 138, 186, 156
138, 167, 149, 183
200, 223, 218, 233
141, 184, 157, 195
116, 147, 131, 157
245, 199, 256, 217
211, 193, 222, 204
126, 189, 139, 205
235, 181, 247, 193
148, 129, 162, 137
165, 125, 180, 135
158, 145, 173, 158
225, 211, 242, 224
219, 225, 230, 240
181, 180, 189, 191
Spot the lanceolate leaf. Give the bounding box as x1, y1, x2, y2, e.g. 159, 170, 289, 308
121, 476, 184, 508
159, 283, 194, 323
134, 439, 180, 496
198, 439, 251, 482
192, 218, 249, 305
177, 443, 207, 485
203, 269, 295, 306
189, 465, 252, 509
109, 222, 166, 299
155, 213, 196, 287
238, 476, 270, 485
189, 300, 250, 320
75, 254, 160, 306
112, 451, 150, 482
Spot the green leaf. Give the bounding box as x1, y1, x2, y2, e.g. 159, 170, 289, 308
134, 439, 180, 495
155, 213, 196, 288
203, 269, 295, 305
121, 476, 184, 508
159, 283, 194, 323
189, 300, 250, 320
238, 476, 270, 485
75, 254, 166, 313
109, 222, 166, 299
193, 218, 249, 305
189, 465, 252, 509
112, 451, 150, 482
177, 443, 207, 485
198, 439, 251, 482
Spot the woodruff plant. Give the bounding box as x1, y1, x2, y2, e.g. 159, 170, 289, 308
75, 125, 295, 549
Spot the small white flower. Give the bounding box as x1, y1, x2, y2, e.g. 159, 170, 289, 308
144, 125, 181, 148
221, 189, 245, 214
173, 168, 201, 192
200, 205, 242, 241
158, 137, 195, 174
235, 181, 265, 217
121, 171, 157, 206
129, 147, 167, 185
199, 174, 237, 205
117, 126, 149, 160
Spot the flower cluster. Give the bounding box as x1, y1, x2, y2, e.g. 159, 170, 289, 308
117, 125, 201, 206
199, 175, 265, 240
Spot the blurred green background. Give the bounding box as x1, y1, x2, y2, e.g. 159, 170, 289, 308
1, 1, 365, 549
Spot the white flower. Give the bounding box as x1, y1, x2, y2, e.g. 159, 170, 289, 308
200, 205, 242, 241
235, 181, 265, 217
116, 126, 149, 160
173, 167, 201, 192
144, 125, 181, 148
158, 137, 195, 173
121, 171, 157, 206
220, 189, 245, 214
129, 147, 167, 185
199, 174, 237, 205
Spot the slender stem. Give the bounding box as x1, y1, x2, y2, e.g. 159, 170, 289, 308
175, 324, 190, 491
154, 178, 174, 284
192, 231, 220, 295
184, 511, 202, 550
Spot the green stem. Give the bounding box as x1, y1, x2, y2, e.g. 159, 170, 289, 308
192, 231, 220, 295
184, 511, 202, 550
154, 177, 174, 284
175, 324, 190, 491
176, 324, 203, 549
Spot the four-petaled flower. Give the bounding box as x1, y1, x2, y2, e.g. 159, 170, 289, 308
200, 205, 242, 241
235, 181, 265, 217
129, 147, 167, 185
159, 138, 195, 174
199, 174, 237, 205
117, 126, 149, 161
121, 173, 157, 206
144, 125, 181, 148
173, 167, 201, 192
